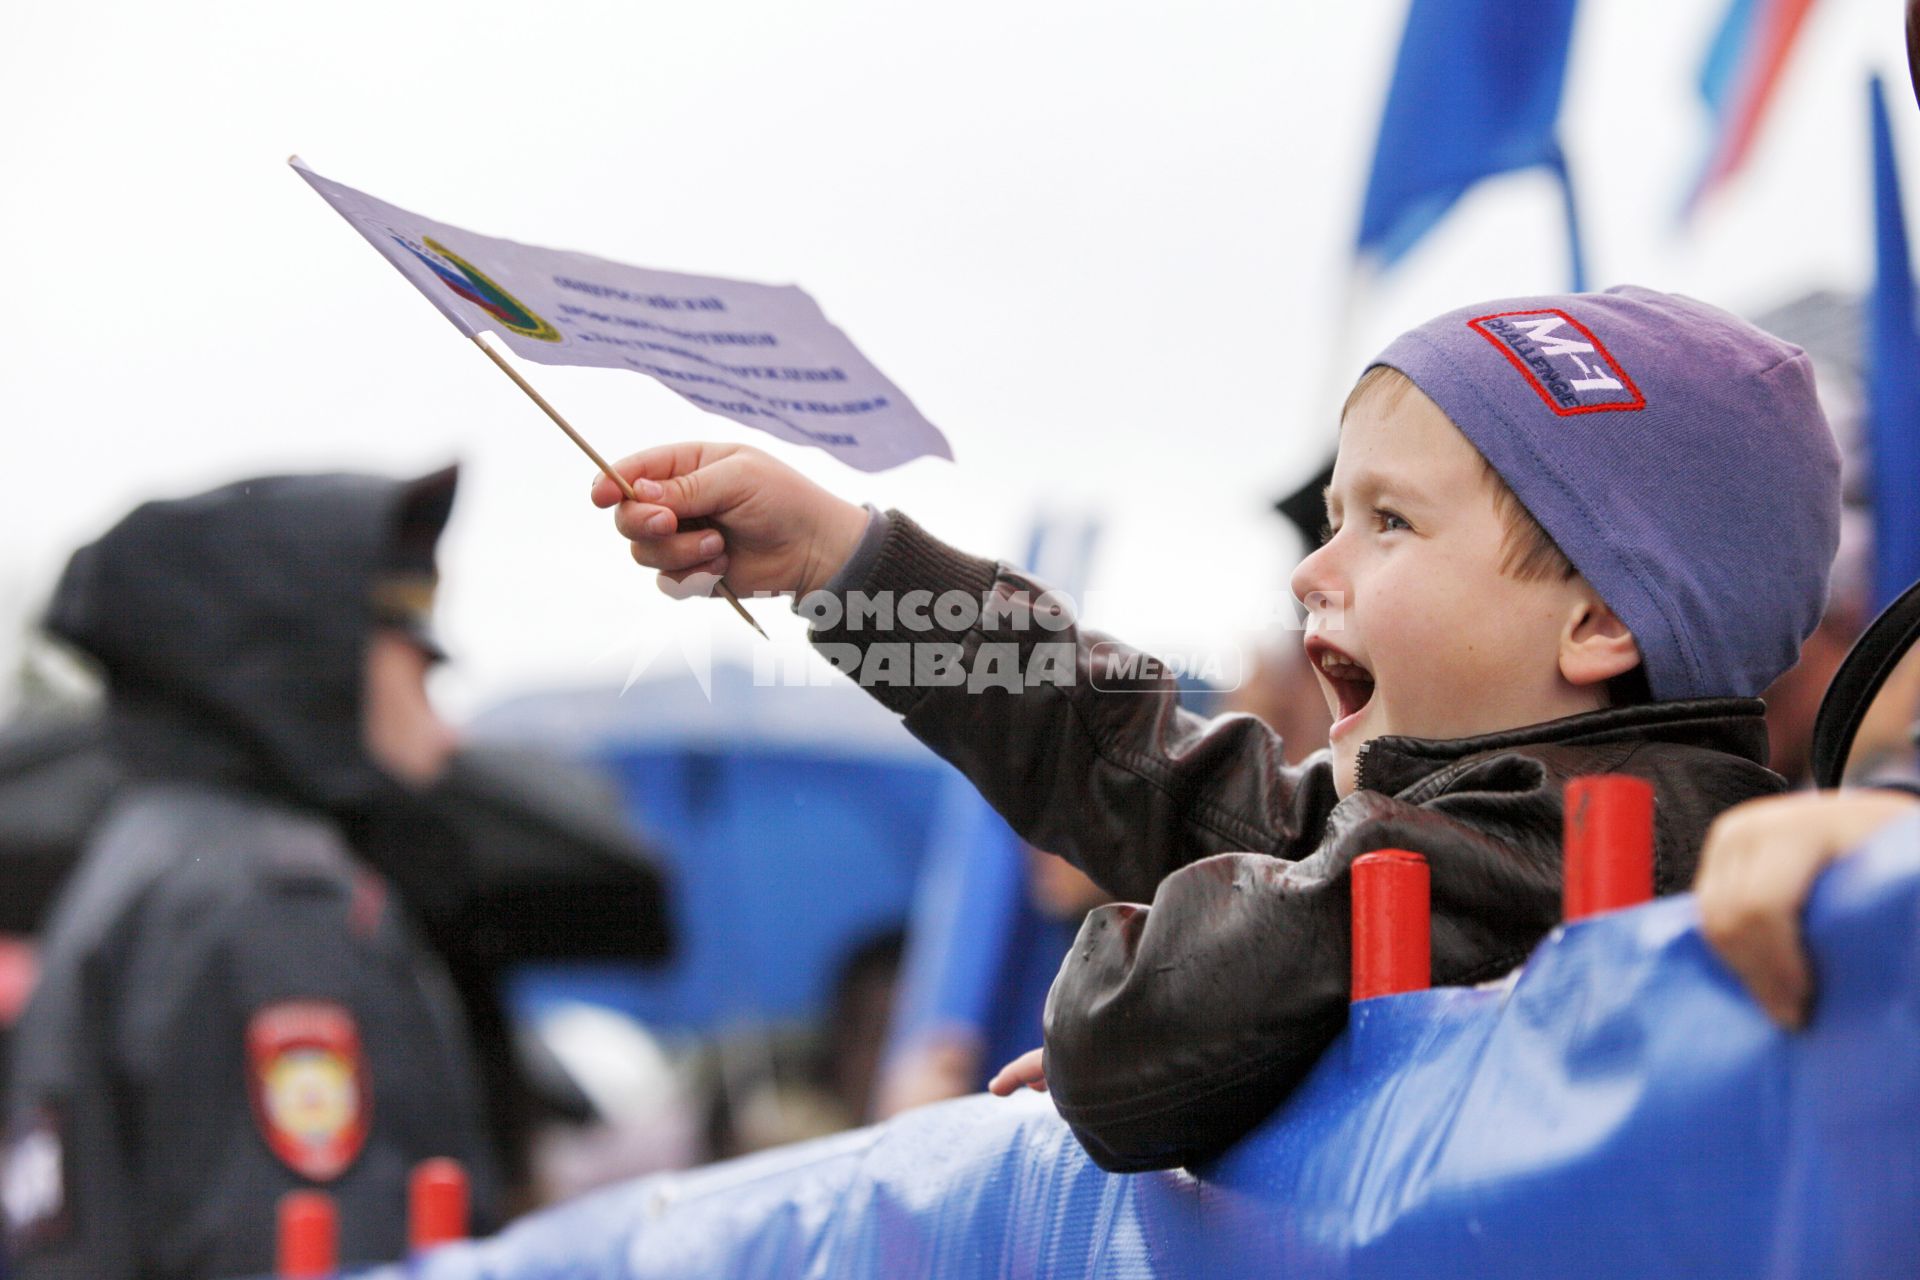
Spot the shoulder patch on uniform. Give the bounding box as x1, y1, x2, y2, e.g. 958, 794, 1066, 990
3, 1107, 71, 1253
247, 1001, 371, 1182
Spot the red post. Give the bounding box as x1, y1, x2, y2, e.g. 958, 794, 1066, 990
1563, 775, 1655, 921
276, 1190, 336, 1279
1351, 849, 1431, 1001
410, 1158, 471, 1252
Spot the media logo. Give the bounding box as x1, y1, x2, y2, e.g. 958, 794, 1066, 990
1088, 641, 1244, 693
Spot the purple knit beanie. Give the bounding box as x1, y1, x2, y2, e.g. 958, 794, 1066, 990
1372, 285, 1840, 701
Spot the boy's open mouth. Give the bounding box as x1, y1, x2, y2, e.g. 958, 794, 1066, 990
1306, 637, 1375, 723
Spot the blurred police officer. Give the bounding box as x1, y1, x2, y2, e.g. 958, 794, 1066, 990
3, 467, 499, 1277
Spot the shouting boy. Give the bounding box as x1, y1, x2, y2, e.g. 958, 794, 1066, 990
593, 286, 1839, 1171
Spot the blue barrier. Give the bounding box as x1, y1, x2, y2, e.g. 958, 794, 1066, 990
361, 812, 1920, 1279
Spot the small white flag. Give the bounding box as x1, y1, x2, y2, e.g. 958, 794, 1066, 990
291, 158, 952, 473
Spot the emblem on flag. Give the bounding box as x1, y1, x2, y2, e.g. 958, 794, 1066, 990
247, 1001, 371, 1182
393, 234, 564, 343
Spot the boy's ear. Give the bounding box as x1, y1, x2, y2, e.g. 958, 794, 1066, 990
1559, 591, 1642, 690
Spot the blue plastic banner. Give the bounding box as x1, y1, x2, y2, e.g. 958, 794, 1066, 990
349, 813, 1920, 1278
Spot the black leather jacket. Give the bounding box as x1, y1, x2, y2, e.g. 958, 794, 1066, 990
811, 511, 1786, 1172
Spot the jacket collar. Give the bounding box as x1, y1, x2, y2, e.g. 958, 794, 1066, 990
1355, 697, 1771, 796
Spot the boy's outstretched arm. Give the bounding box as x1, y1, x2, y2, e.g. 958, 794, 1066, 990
598, 443, 1337, 903
808, 510, 1342, 899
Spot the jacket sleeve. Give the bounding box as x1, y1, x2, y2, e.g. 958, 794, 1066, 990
4, 940, 140, 1280
1042, 774, 1569, 1172
807, 511, 1341, 901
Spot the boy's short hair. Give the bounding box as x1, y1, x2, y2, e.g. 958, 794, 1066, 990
1364, 286, 1840, 702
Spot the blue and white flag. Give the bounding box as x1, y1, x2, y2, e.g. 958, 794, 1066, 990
1686, 0, 1820, 215
292, 158, 951, 473
1356, 0, 1585, 288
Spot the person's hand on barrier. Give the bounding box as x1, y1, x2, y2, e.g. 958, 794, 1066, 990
987, 1047, 1048, 1096
1695, 789, 1920, 1029
592, 442, 870, 598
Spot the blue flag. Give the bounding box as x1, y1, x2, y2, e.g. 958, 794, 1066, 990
1356, 0, 1585, 288
1869, 75, 1920, 610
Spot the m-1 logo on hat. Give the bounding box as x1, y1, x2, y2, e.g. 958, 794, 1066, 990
1469, 309, 1646, 416
247, 1001, 371, 1182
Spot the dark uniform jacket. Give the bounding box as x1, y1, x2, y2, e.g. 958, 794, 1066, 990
4, 472, 499, 1277
810, 511, 1787, 1172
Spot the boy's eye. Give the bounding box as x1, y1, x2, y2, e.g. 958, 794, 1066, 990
1317, 520, 1335, 546
1373, 508, 1411, 533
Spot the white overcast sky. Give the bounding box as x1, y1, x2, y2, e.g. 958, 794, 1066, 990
0, 0, 1912, 719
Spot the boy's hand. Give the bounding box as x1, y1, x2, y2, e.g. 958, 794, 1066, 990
1695, 789, 1920, 1029
590, 443, 871, 598
986, 1047, 1048, 1096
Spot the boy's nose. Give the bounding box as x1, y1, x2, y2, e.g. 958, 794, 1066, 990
1289, 540, 1342, 616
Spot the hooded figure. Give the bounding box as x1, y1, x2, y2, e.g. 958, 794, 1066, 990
4, 469, 500, 1277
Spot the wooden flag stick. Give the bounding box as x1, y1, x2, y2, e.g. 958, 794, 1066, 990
471, 334, 768, 640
